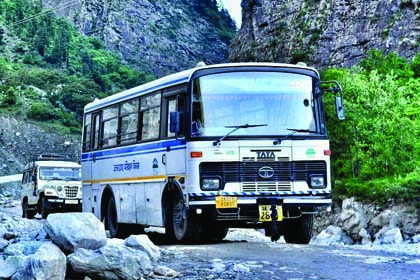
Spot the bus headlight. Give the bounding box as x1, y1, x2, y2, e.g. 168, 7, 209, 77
310, 176, 325, 189
201, 178, 221, 190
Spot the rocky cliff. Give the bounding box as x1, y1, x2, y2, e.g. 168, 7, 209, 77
0, 117, 81, 176
42, 0, 232, 77
230, 0, 420, 69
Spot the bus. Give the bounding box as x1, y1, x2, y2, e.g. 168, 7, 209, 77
81, 62, 344, 244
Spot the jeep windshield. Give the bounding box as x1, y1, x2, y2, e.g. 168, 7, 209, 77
39, 167, 82, 181
191, 71, 320, 137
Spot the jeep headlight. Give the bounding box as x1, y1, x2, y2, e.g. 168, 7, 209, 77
201, 177, 221, 190
56, 185, 63, 192
310, 175, 325, 189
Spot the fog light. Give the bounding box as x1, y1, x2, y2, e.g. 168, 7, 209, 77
310, 176, 325, 188
202, 178, 221, 190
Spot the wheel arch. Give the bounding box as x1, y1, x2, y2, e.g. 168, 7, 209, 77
101, 185, 115, 224
161, 179, 183, 226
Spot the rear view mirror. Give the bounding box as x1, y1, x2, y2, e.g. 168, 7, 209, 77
335, 96, 345, 120
170, 112, 180, 133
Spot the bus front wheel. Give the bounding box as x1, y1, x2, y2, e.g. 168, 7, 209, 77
283, 213, 314, 244
172, 192, 201, 243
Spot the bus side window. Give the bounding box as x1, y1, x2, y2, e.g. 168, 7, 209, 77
141, 92, 161, 141
119, 99, 139, 145
101, 105, 119, 148
82, 113, 92, 152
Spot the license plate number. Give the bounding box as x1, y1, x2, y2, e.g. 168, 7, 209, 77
259, 205, 283, 221
65, 200, 79, 205
215, 196, 237, 208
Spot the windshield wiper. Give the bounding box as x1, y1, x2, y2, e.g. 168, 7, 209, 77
213, 124, 267, 146
273, 128, 318, 145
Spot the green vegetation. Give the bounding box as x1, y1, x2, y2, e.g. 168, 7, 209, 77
0, 0, 154, 134
322, 50, 420, 204
192, 0, 237, 43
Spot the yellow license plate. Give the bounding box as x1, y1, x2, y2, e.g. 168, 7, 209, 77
215, 196, 238, 208
258, 205, 283, 221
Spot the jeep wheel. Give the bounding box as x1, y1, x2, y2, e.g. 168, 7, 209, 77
22, 199, 35, 219
40, 197, 50, 219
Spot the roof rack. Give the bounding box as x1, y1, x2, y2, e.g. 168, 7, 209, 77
29, 153, 74, 164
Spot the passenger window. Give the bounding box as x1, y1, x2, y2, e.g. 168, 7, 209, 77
102, 105, 119, 147
120, 99, 139, 145
141, 93, 161, 140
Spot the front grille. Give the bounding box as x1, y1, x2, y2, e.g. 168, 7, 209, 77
200, 161, 326, 191
242, 181, 291, 192
65, 186, 79, 198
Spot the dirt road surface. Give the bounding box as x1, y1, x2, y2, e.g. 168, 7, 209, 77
149, 231, 420, 280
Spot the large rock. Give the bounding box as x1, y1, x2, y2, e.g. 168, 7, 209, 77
0, 212, 45, 242
44, 212, 107, 253
311, 225, 353, 245
68, 243, 152, 279
338, 198, 367, 240
2, 241, 66, 280
374, 227, 403, 245
125, 234, 161, 262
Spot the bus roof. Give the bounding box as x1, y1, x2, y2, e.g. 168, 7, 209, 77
84, 62, 319, 113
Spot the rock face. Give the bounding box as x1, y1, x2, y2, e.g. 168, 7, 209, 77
230, 0, 420, 69
42, 0, 232, 77
0, 116, 80, 177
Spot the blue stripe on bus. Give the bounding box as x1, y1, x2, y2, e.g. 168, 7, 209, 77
188, 190, 331, 197
81, 140, 186, 162
85, 76, 190, 112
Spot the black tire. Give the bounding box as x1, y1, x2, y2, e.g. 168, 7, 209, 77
283, 214, 314, 244
40, 197, 50, 219
107, 196, 120, 238
172, 192, 201, 243
22, 199, 35, 219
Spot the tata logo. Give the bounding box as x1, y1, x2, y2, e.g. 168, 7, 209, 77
256, 151, 275, 158
258, 166, 275, 179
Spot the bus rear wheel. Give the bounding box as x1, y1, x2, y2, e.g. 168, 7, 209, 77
172, 192, 201, 243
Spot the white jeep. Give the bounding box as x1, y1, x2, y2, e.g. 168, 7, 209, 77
21, 154, 82, 219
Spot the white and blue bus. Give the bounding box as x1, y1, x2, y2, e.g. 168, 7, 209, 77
81, 62, 344, 244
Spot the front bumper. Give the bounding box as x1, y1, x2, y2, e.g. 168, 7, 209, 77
187, 191, 331, 223
46, 197, 82, 211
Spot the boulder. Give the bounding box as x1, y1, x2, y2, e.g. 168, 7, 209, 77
311, 225, 353, 245
124, 234, 161, 261
44, 212, 107, 253
68, 243, 152, 280
338, 198, 367, 240
3, 241, 66, 279
374, 227, 403, 245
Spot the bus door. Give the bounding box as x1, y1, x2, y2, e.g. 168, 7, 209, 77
163, 95, 186, 176
84, 112, 101, 214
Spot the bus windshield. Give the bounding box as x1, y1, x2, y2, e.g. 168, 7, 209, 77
39, 167, 82, 181
192, 71, 318, 137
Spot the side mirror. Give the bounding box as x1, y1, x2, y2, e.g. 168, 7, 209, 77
335, 96, 345, 120
170, 112, 180, 133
